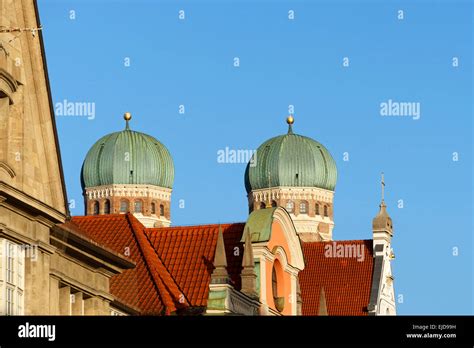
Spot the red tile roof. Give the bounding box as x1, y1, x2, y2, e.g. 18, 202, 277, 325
146, 223, 244, 307
299, 240, 374, 316
71, 213, 374, 316
70, 214, 245, 315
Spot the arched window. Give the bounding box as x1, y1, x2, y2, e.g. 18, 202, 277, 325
286, 200, 294, 213
324, 205, 328, 217
272, 264, 284, 312
299, 201, 308, 214
120, 200, 129, 213
104, 200, 110, 214
134, 200, 143, 213
272, 267, 277, 300
271, 200, 277, 208
151, 202, 156, 215
92, 201, 99, 215
259, 202, 266, 209
159, 204, 165, 217
315, 203, 320, 215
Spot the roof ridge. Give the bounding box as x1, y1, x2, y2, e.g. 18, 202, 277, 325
142, 229, 192, 310
125, 213, 179, 314
125, 213, 190, 314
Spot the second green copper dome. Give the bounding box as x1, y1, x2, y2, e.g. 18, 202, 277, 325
245, 119, 337, 193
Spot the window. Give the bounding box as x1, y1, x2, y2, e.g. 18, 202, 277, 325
17, 291, 23, 315
6, 287, 14, 315
159, 204, 165, 217
299, 201, 308, 214
6, 243, 14, 284
134, 200, 143, 213
286, 200, 294, 213
324, 205, 328, 217
259, 202, 266, 209
315, 203, 320, 215
104, 200, 110, 214
151, 202, 156, 215
272, 264, 284, 312
120, 200, 129, 213
93, 201, 99, 215
272, 267, 277, 300
1, 240, 25, 315
271, 200, 277, 208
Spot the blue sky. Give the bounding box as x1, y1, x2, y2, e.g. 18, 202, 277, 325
38, 0, 472, 315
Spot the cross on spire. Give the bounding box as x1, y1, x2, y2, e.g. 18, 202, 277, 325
381, 172, 385, 203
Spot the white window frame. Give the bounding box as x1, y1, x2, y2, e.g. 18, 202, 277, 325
0, 239, 25, 315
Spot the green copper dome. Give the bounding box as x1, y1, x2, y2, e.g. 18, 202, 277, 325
81, 115, 174, 189
245, 118, 337, 193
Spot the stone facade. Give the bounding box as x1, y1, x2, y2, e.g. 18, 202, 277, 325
0, 0, 133, 316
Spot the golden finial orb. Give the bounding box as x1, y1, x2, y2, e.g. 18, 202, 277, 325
286, 115, 294, 125
124, 112, 132, 121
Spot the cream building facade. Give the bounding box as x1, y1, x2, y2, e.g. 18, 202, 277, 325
0, 0, 133, 316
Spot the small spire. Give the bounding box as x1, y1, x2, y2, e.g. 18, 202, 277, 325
241, 227, 258, 299
242, 227, 255, 268
318, 287, 328, 316
124, 112, 132, 130
286, 115, 294, 134
210, 225, 229, 284
373, 172, 393, 234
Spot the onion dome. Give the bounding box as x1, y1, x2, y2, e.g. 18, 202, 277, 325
245, 116, 337, 193
81, 113, 174, 189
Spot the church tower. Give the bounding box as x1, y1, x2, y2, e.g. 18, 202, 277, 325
368, 173, 397, 315
81, 113, 174, 227
372, 173, 393, 249
244, 116, 337, 241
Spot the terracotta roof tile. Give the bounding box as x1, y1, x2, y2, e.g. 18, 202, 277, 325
146, 223, 244, 308
72, 214, 185, 314
299, 240, 374, 316
71, 213, 373, 316
71, 214, 245, 314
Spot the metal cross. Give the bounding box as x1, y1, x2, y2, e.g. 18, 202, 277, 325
381, 172, 385, 202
